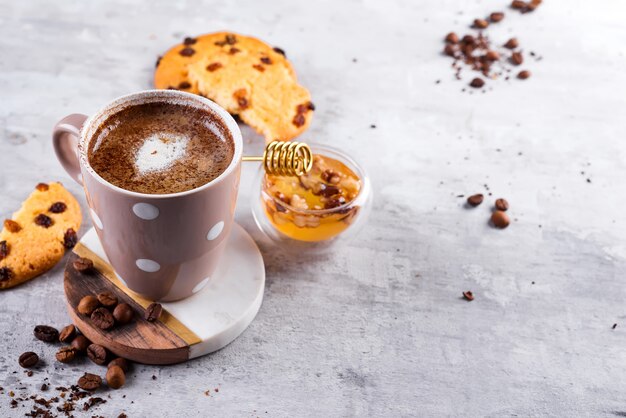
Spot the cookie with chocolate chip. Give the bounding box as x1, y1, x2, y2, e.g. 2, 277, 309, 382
154, 32, 313, 142
0, 182, 82, 289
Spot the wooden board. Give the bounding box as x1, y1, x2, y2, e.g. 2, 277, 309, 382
64, 225, 265, 365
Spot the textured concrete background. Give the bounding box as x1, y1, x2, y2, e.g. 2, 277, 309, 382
2, 0, 626, 416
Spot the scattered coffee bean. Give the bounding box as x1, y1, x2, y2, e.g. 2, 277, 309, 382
35, 183, 49, 192
491, 210, 510, 228
504, 38, 519, 49
19, 352, 39, 368
113, 303, 134, 325
34, 214, 53, 228
612, 323, 617, 330
511, 51, 523, 65
511, 0, 527, 9
495, 198, 509, 211
517, 70, 531, 79
97, 292, 118, 308
463, 291, 475, 301
108, 357, 130, 373
469, 78, 485, 88
473, 18, 489, 29
48, 202, 67, 213
78, 295, 100, 315
145, 303, 163, 322
106, 365, 126, 389
78, 373, 102, 391
87, 344, 108, 365
91, 307, 115, 330
485, 50, 500, 61
444, 43, 456, 57
73, 257, 94, 273
467, 194, 484, 207
55, 347, 77, 364
40, 383, 48, 391
34, 325, 59, 343
71, 335, 90, 353
489, 12, 505, 22
59, 325, 77, 343
4, 219, 21, 233
63, 228, 78, 249
445, 32, 459, 43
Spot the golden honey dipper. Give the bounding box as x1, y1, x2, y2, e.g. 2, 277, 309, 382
243, 140, 313, 176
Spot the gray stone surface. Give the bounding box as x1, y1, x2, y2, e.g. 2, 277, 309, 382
2, 0, 626, 416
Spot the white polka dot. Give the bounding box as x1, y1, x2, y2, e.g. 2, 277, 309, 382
90, 208, 103, 229
192, 277, 210, 294
136, 259, 160, 272
132, 203, 159, 220
114, 272, 129, 288
206, 221, 224, 241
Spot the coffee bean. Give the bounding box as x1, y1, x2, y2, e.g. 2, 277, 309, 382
55, 346, 77, 363
469, 78, 485, 88
19, 352, 39, 368
78, 295, 100, 315
34, 325, 59, 342
511, 52, 523, 65
63, 228, 78, 249
490, 12, 505, 22
91, 307, 114, 330
473, 18, 489, 29
517, 70, 531, 80
108, 357, 130, 373
495, 198, 509, 211
467, 194, 484, 207
445, 32, 459, 44
491, 210, 510, 229
106, 365, 126, 389
73, 257, 94, 273
444, 44, 456, 57
461, 35, 475, 45
463, 291, 475, 301
59, 324, 76, 343
71, 335, 90, 353
113, 303, 134, 325
145, 303, 163, 322
97, 292, 118, 308
77, 373, 102, 391
485, 50, 500, 61
87, 344, 108, 365
511, 0, 527, 9
504, 38, 519, 49
48, 202, 67, 213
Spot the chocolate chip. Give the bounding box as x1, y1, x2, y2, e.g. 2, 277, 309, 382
225, 34, 237, 45
490, 12, 505, 22
34, 214, 53, 228
517, 70, 531, 79
467, 194, 484, 207
73, 257, 94, 273
91, 307, 114, 330
77, 373, 102, 391
87, 344, 108, 365
260, 56, 272, 65
71, 335, 90, 353
229, 47, 240, 55
469, 78, 485, 88
178, 81, 192, 89
34, 325, 59, 342
462, 291, 474, 301
252, 64, 265, 72
106, 365, 126, 389
63, 228, 78, 249
473, 18, 489, 29
495, 198, 509, 211
78, 295, 100, 315
273, 46, 286, 56
491, 210, 510, 228
179, 47, 195, 57
511, 52, 523, 65
113, 303, 134, 325
19, 352, 39, 368
145, 302, 162, 322
183, 37, 197, 45
4, 219, 21, 233
0, 240, 9, 260
0, 266, 13, 282
292, 113, 306, 127
504, 38, 519, 50
55, 346, 77, 363
306, 101, 315, 111
49, 202, 67, 213
97, 292, 118, 308
36, 183, 49, 191
155, 56, 162, 68
59, 324, 77, 343
445, 32, 459, 43
206, 62, 223, 72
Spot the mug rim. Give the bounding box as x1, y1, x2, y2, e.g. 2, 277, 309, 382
78, 89, 243, 199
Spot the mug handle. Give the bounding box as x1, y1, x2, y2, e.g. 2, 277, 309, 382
53, 114, 88, 185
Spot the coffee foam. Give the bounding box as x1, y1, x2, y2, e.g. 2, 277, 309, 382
134, 133, 189, 175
